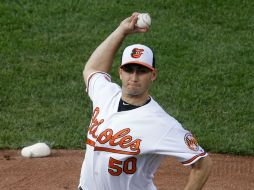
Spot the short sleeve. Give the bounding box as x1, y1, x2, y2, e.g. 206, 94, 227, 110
154, 123, 208, 166
86, 72, 121, 103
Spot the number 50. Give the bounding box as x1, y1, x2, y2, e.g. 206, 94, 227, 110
108, 157, 137, 176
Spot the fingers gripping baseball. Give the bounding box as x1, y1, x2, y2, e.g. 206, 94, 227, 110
119, 12, 149, 35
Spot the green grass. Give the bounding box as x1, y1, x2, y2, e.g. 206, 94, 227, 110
0, 0, 253, 155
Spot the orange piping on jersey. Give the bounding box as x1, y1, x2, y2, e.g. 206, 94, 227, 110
181, 152, 207, 165
94, 146, 140, 155
86, 138, 95, 147
87, 72, 111, 94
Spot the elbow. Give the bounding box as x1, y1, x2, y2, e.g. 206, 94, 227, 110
83, 67, 87, 78
83, 62, 91, 86
83, 62, 91, 81
83, 62, 89, 75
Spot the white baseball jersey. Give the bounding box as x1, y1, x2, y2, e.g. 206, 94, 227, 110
79, 72, 208, 190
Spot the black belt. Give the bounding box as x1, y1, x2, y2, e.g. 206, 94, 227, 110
78, 187, 83, 190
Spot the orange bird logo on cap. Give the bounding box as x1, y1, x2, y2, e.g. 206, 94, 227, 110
131, 48, 144, 58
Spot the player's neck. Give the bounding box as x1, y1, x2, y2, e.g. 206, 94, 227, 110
121, 94, 150, 106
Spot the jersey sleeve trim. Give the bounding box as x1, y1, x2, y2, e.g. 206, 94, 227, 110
86, 71, 111, 93
181, 152, 208, 166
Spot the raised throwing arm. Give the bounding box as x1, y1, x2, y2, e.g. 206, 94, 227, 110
83, 13, 148, 86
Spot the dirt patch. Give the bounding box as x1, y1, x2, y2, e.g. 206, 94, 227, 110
0, 150, 253, 190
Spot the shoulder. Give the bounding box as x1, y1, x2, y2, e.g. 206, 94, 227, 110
87, 72, 121, 102
146, 98, 182, 128
86, 72, 111, 90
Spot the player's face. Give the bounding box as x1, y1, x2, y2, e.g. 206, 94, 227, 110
119, 64, 157, 99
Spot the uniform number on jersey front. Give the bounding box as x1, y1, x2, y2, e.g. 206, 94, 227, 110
108, 157, 137, 176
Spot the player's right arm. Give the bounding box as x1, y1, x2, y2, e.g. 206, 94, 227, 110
83, 12, 148, 87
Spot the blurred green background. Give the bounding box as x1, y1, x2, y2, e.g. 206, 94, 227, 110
0, 0, 253, 155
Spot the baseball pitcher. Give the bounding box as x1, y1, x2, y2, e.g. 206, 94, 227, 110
78, 12, 212, 190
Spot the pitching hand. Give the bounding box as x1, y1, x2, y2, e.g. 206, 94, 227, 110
118, 12, 149, 35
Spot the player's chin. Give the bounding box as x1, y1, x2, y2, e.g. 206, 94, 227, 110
126, 89, 144, 97
126, 87, 139, 94
123, 86, 142, 96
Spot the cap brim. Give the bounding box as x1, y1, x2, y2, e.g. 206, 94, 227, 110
121, 61, 154, 71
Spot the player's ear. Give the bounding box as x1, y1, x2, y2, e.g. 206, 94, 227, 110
118, 67, 123, 80
151, 69, 157, 81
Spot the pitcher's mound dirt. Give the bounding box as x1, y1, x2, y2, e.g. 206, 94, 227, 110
0, 150, 253, 190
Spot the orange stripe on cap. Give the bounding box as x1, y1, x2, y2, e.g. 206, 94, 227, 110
121, 61, 155, 71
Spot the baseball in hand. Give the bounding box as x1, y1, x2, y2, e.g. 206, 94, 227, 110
136, 13, 151, 28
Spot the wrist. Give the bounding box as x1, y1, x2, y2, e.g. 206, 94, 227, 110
114, 27, 129, 38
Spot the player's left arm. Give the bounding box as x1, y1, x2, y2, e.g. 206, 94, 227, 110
184, 156, 212, 190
